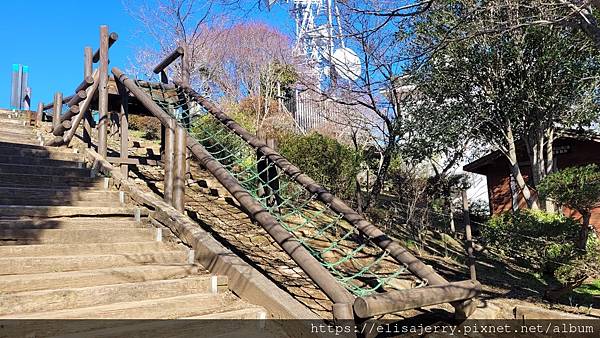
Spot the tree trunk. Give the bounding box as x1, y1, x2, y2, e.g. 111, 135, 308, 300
544, 129, 556, 212
577, 212, 591, 251
365, 141, 395, 209
506, 125, 539, 210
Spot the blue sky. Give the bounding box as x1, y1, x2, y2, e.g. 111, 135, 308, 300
0, 0, 291, 109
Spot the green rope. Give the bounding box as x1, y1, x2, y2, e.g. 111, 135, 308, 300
136, 82, 419, 297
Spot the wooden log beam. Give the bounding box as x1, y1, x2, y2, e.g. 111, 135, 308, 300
36, 102, 43, 127
173, 124, 186, 211
92, 32, 118, 63
58, 72, 100, 147
152, 47, 184, 74
106, 156, 161, 166
112, 66, 355, 317
135, 80, 176, 90
64, 91, 87, 110
181, 85, 451, 287
74, 76, 94, 93
52, 106, 80, 136
83, 46, 93, 148
353, 280, 481, 318
117, 80, 129, 178
163, 119, 175, 205
52, 92, 63, 131
97, 25, 109, 157
84, 47, 93, 77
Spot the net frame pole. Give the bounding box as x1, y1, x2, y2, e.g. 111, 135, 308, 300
112, 66, 355, 321
97, 25, 109, 158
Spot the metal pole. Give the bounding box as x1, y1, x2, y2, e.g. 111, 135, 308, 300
462, 190, 477, 281
98, 25, 109, 157
20, 65, 29, 111
10, 64, 19, 110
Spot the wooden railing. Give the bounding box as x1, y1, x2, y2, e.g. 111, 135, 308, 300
37, 28, 481, 325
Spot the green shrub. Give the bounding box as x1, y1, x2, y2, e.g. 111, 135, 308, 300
482, 209, 579, 273
538, 164, 600, 249
128, 115, 161, 140
553, 237, 600, 286
278, 132, 362, 201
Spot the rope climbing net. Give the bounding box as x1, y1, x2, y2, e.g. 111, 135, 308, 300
136, 81, 427, 297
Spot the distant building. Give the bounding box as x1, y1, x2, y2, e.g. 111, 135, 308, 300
463, 130, 600, 234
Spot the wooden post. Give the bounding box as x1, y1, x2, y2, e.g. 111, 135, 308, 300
52, 92, 63, 131
259, 138, 281, 210
83, 46, 93, 148
461, 190, 476, 281
179, 46, 192, 179
159, 70, 168, 161
450, 206, 456, 237
117, 81, 129, 178
173, 124, 186, 211
180, 43, 190, 87
36, 102, 43, 128
164, 119, 175, 204
98, 25, 109, 158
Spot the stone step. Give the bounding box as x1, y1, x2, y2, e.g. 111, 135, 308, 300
0, 188, 122, 206
0, 205, 146, 218
0, 241, 167, 258
0, 118, 27, 126
0, 128, 36, 137
0, 133, 38, 144
0, 251, 189, 275
0, 275, 226, 315
0, 137, 40, 147
0, 217, 144, 230
0, 143, 81, 159
0, 293, 248, 320
0, 228, 157, 245
0, 187, 118, 200
0, 154, 84, 168
0, 111, 24, 119
0, 199, 121, 207
0, 264, 203, 293
0, 163, 91, 177
0, 200, 122, 207
48, 307, 271, 338
0, 173, 107, 188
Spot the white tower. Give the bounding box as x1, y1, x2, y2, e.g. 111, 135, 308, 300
267, 0, 361, 89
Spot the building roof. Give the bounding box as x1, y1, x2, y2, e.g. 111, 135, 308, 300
463, 129, 600, 175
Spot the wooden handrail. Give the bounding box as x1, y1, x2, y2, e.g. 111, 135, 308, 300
92, 32, 118, 63
354, 280, 481, 318
152, 47, 184, 74
181, 85, 451, 287
112, 66, 356, 320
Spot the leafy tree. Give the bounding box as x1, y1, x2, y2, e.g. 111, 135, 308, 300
538, 164, 600, 250
410, 1, 600, 209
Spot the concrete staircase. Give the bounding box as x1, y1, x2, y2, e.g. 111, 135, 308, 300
0, 111, 269, 334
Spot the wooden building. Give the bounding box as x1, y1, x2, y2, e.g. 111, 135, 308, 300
463, 130, 600, 234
